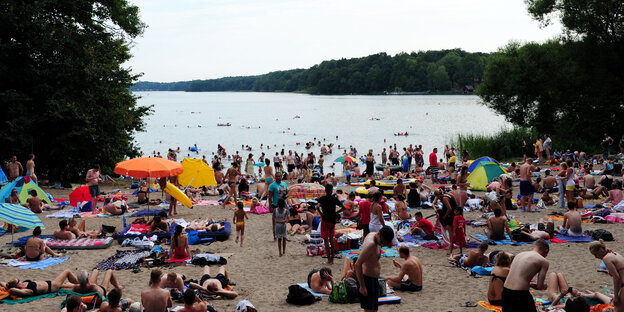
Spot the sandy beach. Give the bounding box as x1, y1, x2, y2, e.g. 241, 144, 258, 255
0, 176, 619, 312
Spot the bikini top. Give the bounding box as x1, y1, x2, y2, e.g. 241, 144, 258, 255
491, 274, 506, 282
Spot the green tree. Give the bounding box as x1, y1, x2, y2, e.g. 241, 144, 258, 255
0, 0, 148, 182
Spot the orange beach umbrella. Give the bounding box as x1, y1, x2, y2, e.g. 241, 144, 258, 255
114, 157, 183, 178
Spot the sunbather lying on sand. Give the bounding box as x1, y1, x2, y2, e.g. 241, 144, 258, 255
1, 269, 78, 297
187, 218, 225, 231
189, 265, 238, 299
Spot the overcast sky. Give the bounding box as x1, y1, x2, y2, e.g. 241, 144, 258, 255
126, 0, 562, 82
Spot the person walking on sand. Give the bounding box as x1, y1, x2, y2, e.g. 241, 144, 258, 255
86, 164, 102, 210
502, 239, 550, 312
25, 154, 37, 184
543, 134, 552, 160
274, 198, 288, 256
233, 201, 248, 247
449, 206, 466, 256
356, 226, 395, 312
317, 184, 345, 265
589, 240, 624, 311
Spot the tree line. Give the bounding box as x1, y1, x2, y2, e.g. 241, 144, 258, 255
131, 49, 490, 95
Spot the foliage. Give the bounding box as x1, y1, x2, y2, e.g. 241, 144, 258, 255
130, 50, 490, 95
450, 128, 538, 161
477, 0, 624, 149
0, 0, 149, 182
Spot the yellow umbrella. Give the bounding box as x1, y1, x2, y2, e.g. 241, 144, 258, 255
178, 158, 217, 188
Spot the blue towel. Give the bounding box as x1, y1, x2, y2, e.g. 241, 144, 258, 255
472, 234, 531, 246
470, 266, 493, 276
18, 257, 69, 269
554, 234, 594, 243
130, 208, 166, 217
296, 283, 328, 296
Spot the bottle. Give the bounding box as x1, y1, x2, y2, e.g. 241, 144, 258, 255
604, 282, 611, 295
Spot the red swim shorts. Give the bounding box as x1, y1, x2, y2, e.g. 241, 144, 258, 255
320, 222, 335, 240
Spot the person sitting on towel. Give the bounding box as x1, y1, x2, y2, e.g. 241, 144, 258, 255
307, 267, 334, 295
53, 220, 76, 240
486, 209, 512, 241
1, 269, 78, 297
99, 288, 134, 312
387, 246, 423, 291
448, 242, 489, 268
178, 288, 215, 312
560, 201, 583, 236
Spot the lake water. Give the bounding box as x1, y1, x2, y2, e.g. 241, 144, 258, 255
133, 92, 508, 173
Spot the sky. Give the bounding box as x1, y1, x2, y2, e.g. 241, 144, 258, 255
126, 0, 562, 82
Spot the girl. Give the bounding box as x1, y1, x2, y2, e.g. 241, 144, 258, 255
169, 225, 190, 261
274, 198, 288, 256
589, 240, 624, 310
487, 252, 512, 306
233, 201, 248, 247
287, 207, 303, 236
450, 206, 466, 256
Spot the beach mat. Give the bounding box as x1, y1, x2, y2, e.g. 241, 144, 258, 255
378, 295, 401, 304
130, 208, 167, 217
478, 301, 501, 311
554, 234, 594, 243
1, 257, 70, 270
340, 247, 399, 260
422, 241, 481, 250
296, 283, 328, 297
547, 215, 592, 223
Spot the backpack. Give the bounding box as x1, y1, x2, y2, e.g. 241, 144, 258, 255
286, 284, 317, 305
585, 229, 613, 241
329, 281, 348, 303
511, 228, 532, 242
344, 277, 360, 303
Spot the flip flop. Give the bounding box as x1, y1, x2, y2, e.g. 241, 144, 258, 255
460, 301, 477, 307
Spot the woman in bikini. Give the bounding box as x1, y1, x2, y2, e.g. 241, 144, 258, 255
263, 158, 274, 185
137, 181, 149, 204
590, 240, 624, 310
169, 225, 190, 261
487, 252, 512, 306
221, 162, 241, 208
2, 269, 78, 297
286, 207, 303, 235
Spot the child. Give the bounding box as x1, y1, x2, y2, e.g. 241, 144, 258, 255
449, 206, 466, 255
233, 201, 248, 247
274, 198, 288, 256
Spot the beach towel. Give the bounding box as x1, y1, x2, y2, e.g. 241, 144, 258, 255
478, 301, 502, 312
8, 257, 69, 270
554, 234, 594, 243
398, 235, 439, 248
472, 234, 530, 246
0, 287, 20, 301
45, 207, 82, 218
340, 247, 399, 260
422, 241, 481, 250
250, 205, 270, 214
547, 215, 592, 223
296, 283, 328, 297
195, 200, 220, 206
130, 208, 167, 217
378, 295, 401, 304
0, 289, 100, 305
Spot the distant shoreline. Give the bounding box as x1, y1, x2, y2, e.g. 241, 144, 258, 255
131, 89, 475, 96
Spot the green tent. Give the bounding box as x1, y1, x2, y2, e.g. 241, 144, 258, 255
0, 177, 51, 204
466, 160, 507, 191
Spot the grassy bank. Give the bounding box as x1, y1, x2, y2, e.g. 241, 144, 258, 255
450, 127, 537, 162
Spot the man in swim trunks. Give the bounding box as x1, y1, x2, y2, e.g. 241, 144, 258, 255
386, 246, 423, 292
25, 226, 58, 260
7, 155, 23, 182
487, 209, 512, 241
141, 269, 172, 312
189, 265, 238, 299
160, 272, 185, 292
519, 158, 537, 211
178, 288, 213, 312
448, 242, 489, 268
308, 267, 334, 295
2, 269, 78, 297
72, 269, 123, 299
560, 202, 583, 236
502, 239, 550, 312
356, 226, 394, 311
317, 184, 345, 265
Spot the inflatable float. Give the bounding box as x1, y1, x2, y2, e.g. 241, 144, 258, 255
364, 178, 417, 189
165, 182, 193, 208
375, 164, 403, 173
355, 187, 393, 196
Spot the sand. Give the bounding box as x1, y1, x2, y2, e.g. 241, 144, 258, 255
0, 178, 619, 312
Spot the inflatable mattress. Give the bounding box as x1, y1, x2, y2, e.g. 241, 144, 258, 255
355, 187, 393, 196
195, 222, 231, 241
44, 237, 114, 250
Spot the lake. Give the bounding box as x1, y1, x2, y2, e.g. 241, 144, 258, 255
133, 92, 508, 173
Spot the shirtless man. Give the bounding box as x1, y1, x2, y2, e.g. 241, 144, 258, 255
584, 173, 596, 188
307, 267, 334, 295
487, 209, 512, 240
72, 269, 123, 299
356, 226, 394, 312
542, 170, 557, 191
256, 179, 268, 200
560, 202, 583, 236
387, 246, 423, 291
25, 226, 57, 260
502, 239, 549, 312
189, 266, 238, 299
7, 155, 23, 182
160, 272, 185, 292
519, 158, 537, 211
53, 220, 76, 240
141, 270, 172, 312
103, 198, 128, 215
99, 288, 132, 312
178, 289, 208, 312
221, 162, 241, 208
449, 242, 489, 268
26, 190, 43, 213
147, 216, 169, 234
68, 217, 100, 238
393, 179, 406, 199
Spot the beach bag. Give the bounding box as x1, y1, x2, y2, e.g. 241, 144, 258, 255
344, 277, 360, 303
585, 229, 613, 241
329, 281, 349, 303
286, 284, 317, 305
235, 299, 257, 312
